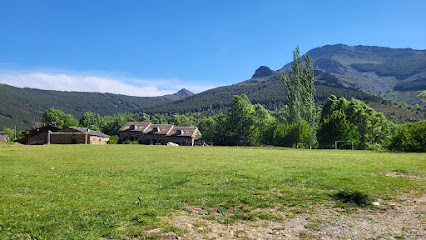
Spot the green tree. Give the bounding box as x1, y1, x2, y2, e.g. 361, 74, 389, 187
418, 90, 426, 103
80, 112, 105, 132
291, 120, 314, 148
388, 120, 426, 152
281, 46, 317, 145
198, 117, 217, 143
345, 99, 393, 149
136, 113, 150, 122
42, 108, 79, 128
272, 123, 292, 147
320, 95, 394, 149
226, 94, 255, 145
2, 128, 15, 141
317, 111, 359, 148
102, 115, 127, 136
247, 104, 276, 146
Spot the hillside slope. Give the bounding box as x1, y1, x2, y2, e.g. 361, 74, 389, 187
0, 84, 192, 129
144, 66, 425, 123
280, 44, 426, 104
144, 67, 379, 112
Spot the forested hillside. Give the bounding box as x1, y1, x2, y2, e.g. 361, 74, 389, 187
0, 84, 192, 129
144, 70, 378, 113
142, 68, 424, 123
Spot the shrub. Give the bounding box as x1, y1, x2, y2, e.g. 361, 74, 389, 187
330, 189, 374, 207
388, 120, 426, 152
108, 135, 119, 144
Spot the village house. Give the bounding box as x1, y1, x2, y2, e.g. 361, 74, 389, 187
49, 127, 110, 145
0, 132, 10, 142
19, 125, 61, 145
119, 122, 202, 146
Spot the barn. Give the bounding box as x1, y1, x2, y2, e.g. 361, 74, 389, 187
19, 125, 61, 145
49, 127, 110, 145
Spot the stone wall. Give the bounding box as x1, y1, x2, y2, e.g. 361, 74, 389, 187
89, 136, 109, 145
119, 131, 194, 146
27, 132, 49, 145
50, 133, 109, 145
50, 133, 87, 144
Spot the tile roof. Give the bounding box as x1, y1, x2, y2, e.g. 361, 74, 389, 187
167, 126, 198, 137
144, 124, 173, 135
119, 122, 151, 132
67, 127, 110, 138
119, 122, 201, 138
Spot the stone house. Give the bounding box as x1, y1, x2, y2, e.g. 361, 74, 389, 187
19, 125, 61, 145
49, 127, 110, 145
119, 122, 202, 146
0, 132, 10, 142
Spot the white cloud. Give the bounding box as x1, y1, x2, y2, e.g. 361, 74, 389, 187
0, 71, 216, 97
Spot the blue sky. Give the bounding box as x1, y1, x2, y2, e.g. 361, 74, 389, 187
0, 0, 425, 96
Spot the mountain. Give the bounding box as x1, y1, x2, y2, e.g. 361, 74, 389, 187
143, 45, 426, 122
143, 66, 382, 113
171, 88, 194, 98
0, 84, 192, 129
280, 44, 426, 104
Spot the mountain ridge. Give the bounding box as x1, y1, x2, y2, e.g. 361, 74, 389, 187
279, 44, 426, 104
0, 83, 192, 129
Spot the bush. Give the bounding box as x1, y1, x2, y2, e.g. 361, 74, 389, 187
330, 189, 374, 207
108, 135, 119, 144
388, 120, 426, 152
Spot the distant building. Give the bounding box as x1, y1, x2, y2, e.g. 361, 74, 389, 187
49, 127, 110, 145
119, 122, 202, 146
19, 125, 61, 145
0, 132, 10, 142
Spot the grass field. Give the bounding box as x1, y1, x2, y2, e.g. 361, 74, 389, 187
0, 144, 425, 239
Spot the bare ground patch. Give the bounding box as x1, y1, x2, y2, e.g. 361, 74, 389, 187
373, 171, 422, 178
158, 194, 425, 239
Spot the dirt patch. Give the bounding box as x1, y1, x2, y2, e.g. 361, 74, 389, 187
161, 194, 425, 239
374, 171, 421, 178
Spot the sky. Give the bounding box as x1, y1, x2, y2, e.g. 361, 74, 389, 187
0, 0, 425, 97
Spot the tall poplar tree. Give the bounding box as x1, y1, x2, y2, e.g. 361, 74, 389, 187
281, 47, 316, 145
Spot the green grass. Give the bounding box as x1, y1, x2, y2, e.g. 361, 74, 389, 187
0, 144, 425, 239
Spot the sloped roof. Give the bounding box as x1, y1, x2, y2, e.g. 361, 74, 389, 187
119, 122, 151, 132
144, 124, 173, 135
67, 126, 110, 138
167, 126, 198, 137
119, 122, 201, 138
28, 125, 61, 137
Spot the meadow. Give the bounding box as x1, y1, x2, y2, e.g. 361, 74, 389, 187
0, 144, 425, 239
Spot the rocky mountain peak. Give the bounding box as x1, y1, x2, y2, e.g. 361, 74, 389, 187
252, 66, 275, 78
173, 88, 194, 98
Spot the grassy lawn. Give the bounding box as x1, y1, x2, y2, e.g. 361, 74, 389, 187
0, 144, 425, 239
